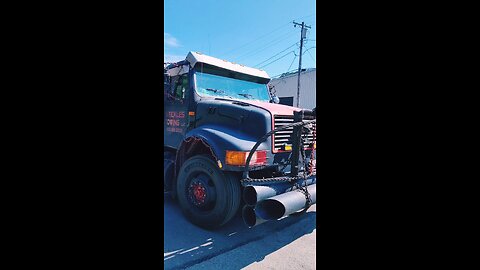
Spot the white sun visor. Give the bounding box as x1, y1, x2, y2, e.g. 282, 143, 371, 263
186, 51, 270, 80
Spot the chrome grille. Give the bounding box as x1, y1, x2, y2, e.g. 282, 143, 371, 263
273, 115, 316, 151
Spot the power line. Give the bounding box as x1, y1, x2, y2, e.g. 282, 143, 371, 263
220, 22, 293, 57
218, 14, 315, 57
259, 51, 294, 69
287, 54, 298, 71
233, 29, 294, 61
306, 50, 316, 63
234, 29, 297, 62
253, 42, 298, 67
303, 46, 316, 55
221, 14, 313, 58
258, 51, 294, 69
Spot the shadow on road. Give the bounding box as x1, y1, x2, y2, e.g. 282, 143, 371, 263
164, 195, 316, 270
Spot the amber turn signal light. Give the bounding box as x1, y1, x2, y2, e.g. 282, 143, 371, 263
225, 150, 267, 166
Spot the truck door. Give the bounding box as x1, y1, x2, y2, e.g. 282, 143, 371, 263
164, 73, 189, 149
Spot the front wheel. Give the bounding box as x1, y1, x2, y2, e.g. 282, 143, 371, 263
176, 156, 241, 229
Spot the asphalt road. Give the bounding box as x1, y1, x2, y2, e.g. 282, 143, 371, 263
164, 194, 316, 270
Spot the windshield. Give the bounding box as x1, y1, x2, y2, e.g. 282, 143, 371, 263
194, 72, 271, 102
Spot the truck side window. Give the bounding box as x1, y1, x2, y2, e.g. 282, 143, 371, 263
173, 74, 188, 100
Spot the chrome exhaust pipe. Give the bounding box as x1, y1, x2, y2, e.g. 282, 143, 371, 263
255, 184, 316, 220
242, 205, 267, 228
243, 178, 315, 206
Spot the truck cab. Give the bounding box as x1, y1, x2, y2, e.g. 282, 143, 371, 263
164, 52, 316, 229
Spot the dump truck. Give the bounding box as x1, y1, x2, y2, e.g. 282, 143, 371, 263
164, 52, 316, 229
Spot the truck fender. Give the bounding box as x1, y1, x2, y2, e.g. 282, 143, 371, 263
181, 125, 269, 170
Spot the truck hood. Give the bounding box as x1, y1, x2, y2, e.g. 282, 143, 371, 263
235, 100, 301, 116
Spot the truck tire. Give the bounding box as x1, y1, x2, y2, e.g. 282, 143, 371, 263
164, 151, 176, 198
176, 155, 241, 229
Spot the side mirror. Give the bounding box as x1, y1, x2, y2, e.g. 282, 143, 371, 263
271, 95, 280, 104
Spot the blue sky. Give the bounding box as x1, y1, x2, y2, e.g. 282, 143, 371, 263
164, 0, 316, 78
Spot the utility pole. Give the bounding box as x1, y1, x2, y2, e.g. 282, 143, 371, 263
293, 21, 311, 107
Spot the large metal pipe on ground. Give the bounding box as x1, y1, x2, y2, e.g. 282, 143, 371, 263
255, 184, 316, 221
243, 178, 315, 206
242, 205, 268, 228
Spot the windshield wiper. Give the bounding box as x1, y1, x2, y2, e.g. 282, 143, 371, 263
205, 88, 236, 99
238, 93, 254, 99
206, 88, 225, 94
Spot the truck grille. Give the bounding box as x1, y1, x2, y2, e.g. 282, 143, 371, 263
273, 115, 316, 152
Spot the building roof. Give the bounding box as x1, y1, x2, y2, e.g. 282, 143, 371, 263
272, 68, 316, 80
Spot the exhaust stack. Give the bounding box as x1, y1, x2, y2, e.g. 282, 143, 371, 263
241, 183, 316, 227
242, 205, 267, 228
243, 178, 315, 206
255, 184, 316, 220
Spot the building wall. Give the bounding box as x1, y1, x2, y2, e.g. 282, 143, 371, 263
270, 69, 316, 109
